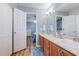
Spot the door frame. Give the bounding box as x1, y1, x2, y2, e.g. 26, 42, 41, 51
27, 12, 37, 47
12, 8, 14, 53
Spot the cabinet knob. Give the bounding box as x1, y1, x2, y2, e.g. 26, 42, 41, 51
58, 49, 63, 56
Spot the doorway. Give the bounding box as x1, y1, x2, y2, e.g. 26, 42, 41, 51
27, 14, 36, 50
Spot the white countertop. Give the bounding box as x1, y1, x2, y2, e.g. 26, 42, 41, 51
39, 33, 79, 56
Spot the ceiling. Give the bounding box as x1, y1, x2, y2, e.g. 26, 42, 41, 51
9, 3, 79, 13
54, 3, 79, 12
17, 3, 52, 10
9, 3, 53, 13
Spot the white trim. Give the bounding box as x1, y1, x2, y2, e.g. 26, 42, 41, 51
36, 14, 38, 47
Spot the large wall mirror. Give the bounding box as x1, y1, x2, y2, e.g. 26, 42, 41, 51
56, 15, 79, 42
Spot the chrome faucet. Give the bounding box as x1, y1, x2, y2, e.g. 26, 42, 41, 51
73, 37, 79, 42
56, 32, 63, 39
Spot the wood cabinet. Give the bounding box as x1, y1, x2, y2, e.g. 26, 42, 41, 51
61, 49, 75, 56
39, 35, 44, 51
43, 38, 50, 56
39, 35, 50, 56
50, 42, 61, 56
50, 41, 74, 56
39, 35, 75, 56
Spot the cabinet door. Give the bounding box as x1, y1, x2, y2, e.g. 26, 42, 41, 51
43, 38, 50, 56
39, 35, 42, 47
62, 49, 74, 56
62, 15, 76, 36
39, 35, 44, 50
50, 42, 61, 56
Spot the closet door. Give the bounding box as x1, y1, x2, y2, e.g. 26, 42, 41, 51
62, 15, 76, 36
14, 8, 26, 52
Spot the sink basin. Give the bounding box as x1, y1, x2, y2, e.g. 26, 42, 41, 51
61, 39, 79, 49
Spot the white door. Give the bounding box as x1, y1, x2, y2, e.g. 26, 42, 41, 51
62, 15, 76, 36
14, 8, 26, 52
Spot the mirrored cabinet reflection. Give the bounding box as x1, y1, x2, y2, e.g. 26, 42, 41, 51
56, 15, 79, 42
40, 14, 79, 42
56, 16, 62, 32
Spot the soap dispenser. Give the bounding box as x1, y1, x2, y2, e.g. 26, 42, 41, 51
42, 25, 46, 33
50, 25, 53, 33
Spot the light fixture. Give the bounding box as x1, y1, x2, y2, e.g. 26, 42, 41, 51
46, 8, 52, 14
45, 4, 55, 15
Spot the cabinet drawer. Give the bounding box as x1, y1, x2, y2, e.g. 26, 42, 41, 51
39, 35, 44, 50
50, 42, 61, 56
43, 37, 50, 56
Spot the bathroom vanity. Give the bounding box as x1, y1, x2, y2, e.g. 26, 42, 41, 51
39, 14, 79, 56
39, 33, 79, 56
